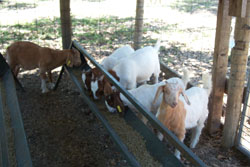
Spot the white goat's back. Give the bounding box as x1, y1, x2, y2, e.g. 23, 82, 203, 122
129, 46, 160, 83
101, 45, 134, 70
110, 45, 134, 58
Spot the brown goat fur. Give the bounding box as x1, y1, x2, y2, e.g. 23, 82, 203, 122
84, 68, 103, 92
153, 82, 190, 141
6, 41, 81, 93
96, 69, 120, 97
158, 99, 186, 141
102, 70, 125, 115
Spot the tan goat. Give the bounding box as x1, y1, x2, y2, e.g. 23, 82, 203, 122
6, 41, 81, 93
153, 74, 212, 159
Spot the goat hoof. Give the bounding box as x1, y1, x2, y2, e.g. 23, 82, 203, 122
190, 144, 195, 149
42, 89, 49, 94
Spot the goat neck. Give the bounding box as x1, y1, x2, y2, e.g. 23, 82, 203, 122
159, 100, 186, 129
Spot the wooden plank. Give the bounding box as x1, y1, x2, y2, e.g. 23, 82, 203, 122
208, 0, 232, 134
229, 0, 248, 17
222, 2, 250, 148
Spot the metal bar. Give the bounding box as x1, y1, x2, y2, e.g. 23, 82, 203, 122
241, 130, 250, 138
64, 66, 141, 167
12, 72, 25, 92
241, 113, 250, 118
53, 66, 65, 91
237, 145, 250, 159
72, 40, 206, 167
243, 125, 250, 130
3, 69, 32, 167
236, 71, 250, 147
239, 136, 250, 145
0, 52, 24, 92
0, 77, 10, 167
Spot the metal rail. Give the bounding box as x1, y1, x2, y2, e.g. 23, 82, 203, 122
0, 54, 32, 167
67, 40, 206, 167
236, 71, 250, 158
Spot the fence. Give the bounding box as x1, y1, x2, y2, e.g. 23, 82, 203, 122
236, 71, 250, 158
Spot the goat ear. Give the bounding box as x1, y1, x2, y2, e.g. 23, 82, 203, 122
181, 90, 191, 105
103, 81, 112, 96
153, 85, 164, 104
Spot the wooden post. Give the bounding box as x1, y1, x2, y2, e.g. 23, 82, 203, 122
222, 1, 250, 148
207, 0, 232, 134
60, 0, 72, 49
134, 0, 144, 50
229, 0, 248, 17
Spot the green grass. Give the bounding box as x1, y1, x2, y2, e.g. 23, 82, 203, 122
170, 0, 218, 14
0, 15, 193, 58
0, 2, 37, 10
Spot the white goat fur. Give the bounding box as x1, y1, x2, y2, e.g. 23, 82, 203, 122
105, 69, 190, 123
155, 73, 212, 159
101, 45, 135, 70
111, 39, 161, 90
90, 40, 161, 99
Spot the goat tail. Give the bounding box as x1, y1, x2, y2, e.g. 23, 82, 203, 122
154, 38, 161, 52
202, 73, 212, 95
181, 68, 190, 89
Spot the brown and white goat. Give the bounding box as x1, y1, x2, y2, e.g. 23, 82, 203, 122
82, 68, 104, 93
81, 68, 121, 100
6, 41, 81, 93
153, 74, 212, 159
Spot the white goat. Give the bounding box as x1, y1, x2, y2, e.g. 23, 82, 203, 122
89, 40, 161, 99
111, 39, 161, 90
104, 69, 190, 122
153, 73, 212, 159
101, 45, 135, 70
6, 41, 81, 93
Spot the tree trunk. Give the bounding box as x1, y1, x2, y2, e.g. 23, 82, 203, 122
207, 0, 232, 135
134, 0, 144, 50
60, 0, 72, 49
222, 1, 250, 148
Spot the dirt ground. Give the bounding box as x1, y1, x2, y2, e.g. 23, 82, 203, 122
15, 66, 249, 167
